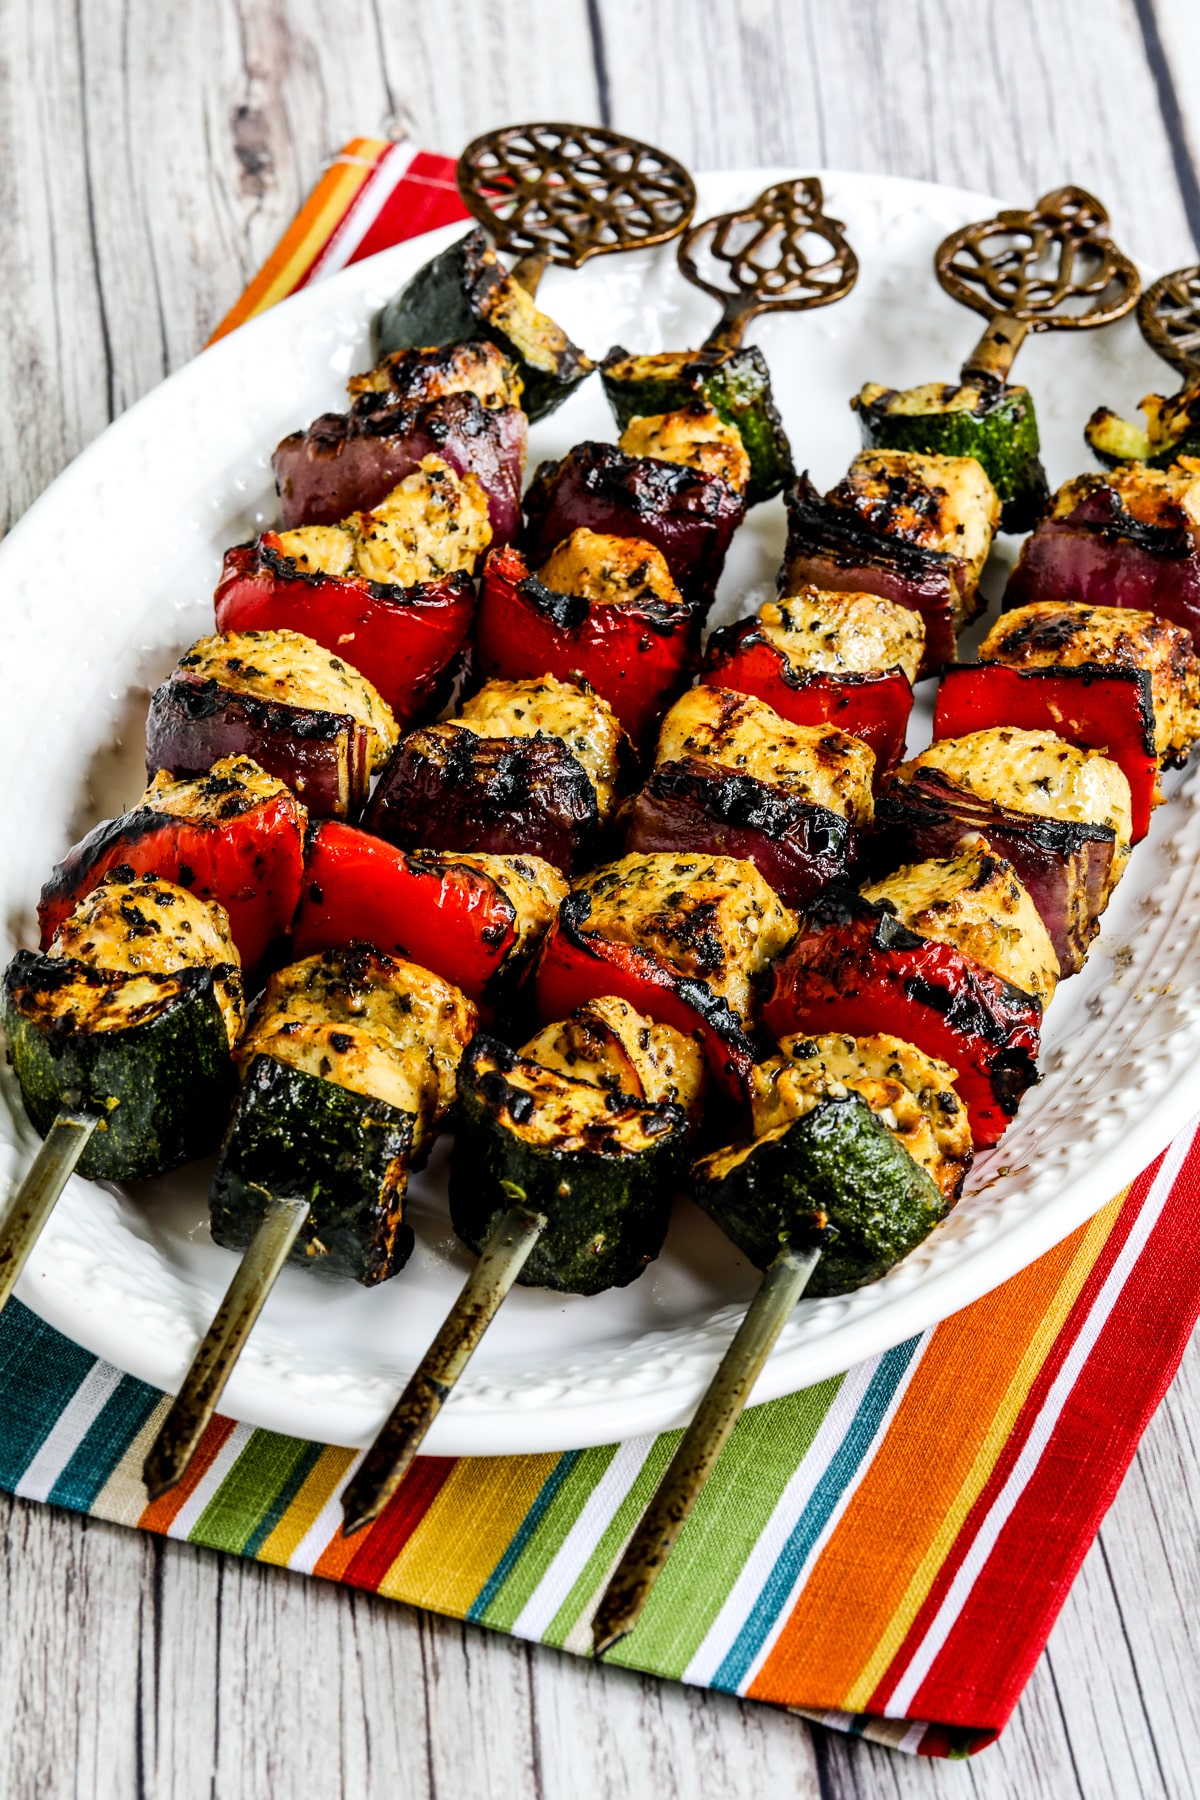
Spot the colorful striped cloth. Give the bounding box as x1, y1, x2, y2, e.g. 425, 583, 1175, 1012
5, 140, 1200, 1759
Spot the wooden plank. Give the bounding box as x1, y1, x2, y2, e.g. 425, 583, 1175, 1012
594, 0, 1194, 266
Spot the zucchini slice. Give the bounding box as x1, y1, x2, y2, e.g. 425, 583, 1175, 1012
852, 379, 1048, 534
1084, 382, 1200, 471
2, 871, 244, 1181
449, 1023, 694, 1295
601, 345, 792, 505
374, 229, 594, 422
209, 944, 476, 1285
695, 1088, 947, 1297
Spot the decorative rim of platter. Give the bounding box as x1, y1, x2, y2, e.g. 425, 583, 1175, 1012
2, 168, 1194, 1457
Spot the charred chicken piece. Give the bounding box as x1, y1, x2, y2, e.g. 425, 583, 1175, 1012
347, 340, 524, 410
523, 442, 747, 622
980, 602, 1200, 767
3, 871, 244, 1182
451, 998, 703, 1296
365, 677, 624, 876
701, 585, 923, 781
1003, 464, 1200, 648
853, 379, 1048, 534
625, 685, 873, 906
274, 391, 526, 544
292, 821, 566, 1015
211, 945, 476, 1286
272, 455, 492, 588
876, 728, 1131, 975
146, 630, 398, 820
694, 1031, 970, 1296
535, 851, 797, 1101
781, 450, 1001, 674
474, 535, 694, 748
38, 756, 306, 972
617, 401, 752, 493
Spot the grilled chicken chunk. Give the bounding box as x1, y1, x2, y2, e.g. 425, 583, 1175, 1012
897, 728, 1133, 868
347, 340, 523, 410
618, 401, 752, 492
861, 845, 1060, 1003
980, 603, 1200, 764
837, 449, 1001, 603
761, 586, 926, 684
238, 945, 475, 1141
445, 853, 569, 956
520, 995, 706, 1116
275, 455, 492, 587
729, 1031, 973, 1204
571, 852, 797, 1023
171, 630, 398, 769
457, 676, 625, 821
1049, 462, 1200, 532
654, 686, 875, 827
535, 528, 685, 611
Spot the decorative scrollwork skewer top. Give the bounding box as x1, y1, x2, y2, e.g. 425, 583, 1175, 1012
456, 122, 697, 292
1084, 264, 1200, 469
1137, 265, 1200, 378
935, 186, 1141, 384
677, 177, 859, 354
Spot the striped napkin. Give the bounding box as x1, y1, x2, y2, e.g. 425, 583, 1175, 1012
5, 139, 1200, 1759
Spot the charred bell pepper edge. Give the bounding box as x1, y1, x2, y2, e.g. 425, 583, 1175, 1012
473, 544, 695, 749
290, 820, 523, 1011
533, 895, 758, 1106
760, 888, 1042, 1150
700, 625, 913, 782
36, 788, 306, 972
933, 662, 1159, 842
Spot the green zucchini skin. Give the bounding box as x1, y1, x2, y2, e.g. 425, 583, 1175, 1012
601, 344, 791, 505
209, 1054, 415, 1286
448, 1034, 689, 1296
374, 229, 593, 423
2, 955, 235, 1182
853, 382, 1048, 534
695, 1092, 946, 1297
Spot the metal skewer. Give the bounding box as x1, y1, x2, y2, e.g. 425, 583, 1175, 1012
143, 1194, 310, 1500
341, 1201, 547, 1536
1134, 264, 1200, 381
676, 175, 859, 354
456, 122, 697, 297
933, 185, 1140, 386
592, 1237, 825, 1658
0, 1110, 99, 1317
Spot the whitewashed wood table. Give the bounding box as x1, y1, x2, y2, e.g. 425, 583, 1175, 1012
3, 1, 1200, 1793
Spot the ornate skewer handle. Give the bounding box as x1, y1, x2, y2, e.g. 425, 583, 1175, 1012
1137, 265, 1200, 380
677, 177, 859, 355
935, 185, 1140, 385
456, 122, 697, 295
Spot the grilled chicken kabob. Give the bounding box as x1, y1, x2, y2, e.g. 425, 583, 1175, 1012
851, 187, 1139, 534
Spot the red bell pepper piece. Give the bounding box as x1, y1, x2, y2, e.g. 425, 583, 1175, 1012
700, 624, 913, 781
473, 545, 694, 748
933, 663, 1159, 842
534, 895, 756, 1104
37, 766, 305, 971
522, 443, 746, 620
292, 821, 533, 1009
214, 541, 474, 728
761, 891, 1041, 1148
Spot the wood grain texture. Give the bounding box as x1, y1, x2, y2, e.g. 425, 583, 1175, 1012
3, 0, 1200, 1794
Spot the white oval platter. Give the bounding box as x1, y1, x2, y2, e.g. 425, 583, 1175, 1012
2, 168, 1196, 1457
